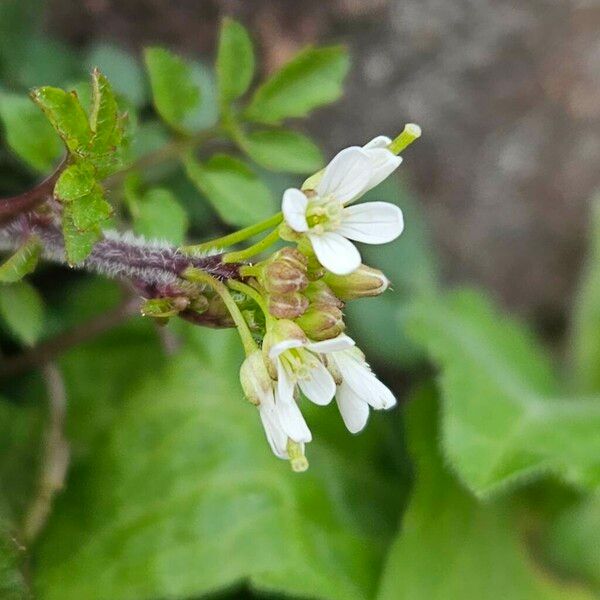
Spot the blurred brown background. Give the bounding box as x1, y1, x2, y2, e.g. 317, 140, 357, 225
45, 0, 600, 327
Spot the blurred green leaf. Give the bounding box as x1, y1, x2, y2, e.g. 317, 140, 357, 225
0, 281, 44, 346
185, 153, 274, 226
86, 44, 146, 108
407, 289, 600, 497
30, 87, 91, 154
0, 521, 30, 600
377, 386, 594, 600
132, 188, 188, 245
217, 18, 254, 105
0, 92, 63, 172
238, 129, 323, 173
144, 48, 201, 132
244, 46, 350, 124
35, 334, 393, 600
0, 237, 41, 282
543, 494, 600, 593
569, 199, 600, 394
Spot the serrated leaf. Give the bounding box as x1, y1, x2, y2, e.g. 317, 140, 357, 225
185, 153, 274, 226
569, 199, 600, 394
238, 128, 323, 173
30, 86, 91, 153
62, 208, 100, 265
0, 92, 63, 172
0, 281, 44, 346
0, 237, 41, 282
35, 338, 394, 600
144, 47, 201, 132
244, 46, 350, 124
407, 290, 600, 497
132, 188, 188, 245
217, 18, 254, 105
377, 386, 595, 600
89, 70, 121, 153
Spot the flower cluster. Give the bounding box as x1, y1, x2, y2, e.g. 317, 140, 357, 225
230, 128, 420, 471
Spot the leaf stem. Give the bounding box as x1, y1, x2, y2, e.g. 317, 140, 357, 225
228, 279, 271, 320
181, 212, 283, 254
222, 228, 281, 264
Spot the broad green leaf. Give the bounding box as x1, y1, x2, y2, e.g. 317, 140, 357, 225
30, 86, 91, 153
0, 281, 44, 346
244, 46, 350, 124
133, 188, 188, 245
239, 129, 323, 173
62, 208, 101, 265
407, 290, 600, 497
0, 92, 63, 172
144, 47, 201, 131
185, 154, 274, 226
377, 386, 594, 600
217, 18, 254, 105
89, 69, 121, 153
0, 237, 41, 283
86, 44, 146, 108
35, 337, 395, 600
569, 199, 600, 394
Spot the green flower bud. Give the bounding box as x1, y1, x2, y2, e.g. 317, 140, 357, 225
295, 303, 345, 341
268, 292, 309, 319
141, 296, 190, 318
263, 247, 309, 294
323, 264, 390, 300
239, 351, 273, 406
303, 280, 343, 308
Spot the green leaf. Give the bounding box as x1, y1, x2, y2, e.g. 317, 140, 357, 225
238, 128, 323, 173
569, 199, 600, 394
144, 47, 201, 132
377, 386, 595, 600
0, 521, 30, 600
0, 281, 44, 346
407, 289, 600, 497
0, 92, 63, 172
30, 86, 91, 154
217, 18, 254, 105
86, 44, 146, 108
62, 208, 101, 265
185, 153, 274, 226
0, 237, 41, 283
35, 338, 395, 600
133, 188, 188, 245
89, 69, 122, 157
244, 46, 350, 124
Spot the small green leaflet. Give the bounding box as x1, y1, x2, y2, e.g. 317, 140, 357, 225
0, 281, 44, 346
216, 18, 254, 105
0, 237, 42, 283
144, 47, 202, 132
185, 153, 274, 227
238, 128, 323, 174
407, 289, 600, 497
61, 209, 101, 267
244, 46, 350, 124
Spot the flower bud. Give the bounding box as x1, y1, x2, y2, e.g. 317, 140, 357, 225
141, 296, 190, 318
206, 294, 235, 328
295, 303, 345, 341
323, 264, 390, 300
268, 292, 309, 319
263, 247, 309, 294
303, 281, 343, 308
189, 294, 209, 314
239, 351, 274, 406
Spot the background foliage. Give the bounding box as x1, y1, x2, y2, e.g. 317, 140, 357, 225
0, 2, 599, 599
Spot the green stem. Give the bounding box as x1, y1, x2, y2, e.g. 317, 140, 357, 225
228, 280, 271, 320
223, 228, 281, 264
182, 213, 283, 254
183, 268, 257, 355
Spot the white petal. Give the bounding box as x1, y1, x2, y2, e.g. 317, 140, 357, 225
282, 188, 309, 232
259, 402, 289, 459
269, 338, 305, 360
275, 361, 312, 442
337, 202, 404, 244
306, 334, 356, 354
308, 232, 361, 275
363, 148, 402, 193
363, 375, 397, 410
298, 360, 336, 405
363, 135, 392, 149
336, 381, 370, 433
316, 147, 372, 204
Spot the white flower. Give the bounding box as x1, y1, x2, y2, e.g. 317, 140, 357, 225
282, 136, 404, 276
328, 343, 397, 434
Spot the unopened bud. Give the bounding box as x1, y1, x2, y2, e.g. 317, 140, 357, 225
264, 247, 309, 294
295, 304, 345, 341
240, 351, 273, 406
206, 294, 235, 327
141, 296, 190, 318
323, 264, 390, 300
268, 292, 309, 319
303, 281, 343, 308
189, 294, 209, 314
